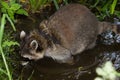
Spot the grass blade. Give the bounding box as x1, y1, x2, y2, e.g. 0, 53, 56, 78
6, 14, 16, 31
0, 68, 8, 75
53, 0, 59, 10
110, 0, 118, 14
0, 14, 12, 80
63, 0, 68, 5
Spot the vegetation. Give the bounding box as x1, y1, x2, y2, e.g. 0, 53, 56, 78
20, 0, 120, 20
78, 0, 120, 20
0, 0, 28, 80
28, 0, 68, 13
0, 0, 120, 80
95, 61, 120, 80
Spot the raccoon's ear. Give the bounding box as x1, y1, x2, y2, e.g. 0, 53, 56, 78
20, 31, 26, 39
30, 40, 38, 50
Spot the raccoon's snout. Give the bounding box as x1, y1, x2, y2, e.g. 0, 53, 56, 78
20, 53, 27, 58
20, 52, 45, 60
21, 54, 34, 60
22, 54, 30, 59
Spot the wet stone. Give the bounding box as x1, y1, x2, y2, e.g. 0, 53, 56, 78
98, 51, 120, 70
98, 31, 120, 45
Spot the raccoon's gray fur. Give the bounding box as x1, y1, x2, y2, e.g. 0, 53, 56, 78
20, 4, 118, 64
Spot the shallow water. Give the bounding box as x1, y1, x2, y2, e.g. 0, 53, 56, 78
14, 13, 120, 80
15, 44, 120, 80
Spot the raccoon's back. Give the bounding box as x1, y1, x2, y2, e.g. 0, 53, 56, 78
47, 4, 99, 54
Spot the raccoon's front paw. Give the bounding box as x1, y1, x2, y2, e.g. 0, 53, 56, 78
55, 52, 75, 65
65, 56, 75, 65
45, 44, 75, 64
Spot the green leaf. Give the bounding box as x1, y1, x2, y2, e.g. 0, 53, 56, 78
10, 3, 21, 11
2, 41, 19, 48
6, 14, 16, 31
9, 0, 16, 5
53, 0, 59, 10
110, 0, 118, 14
7, 9, 14, 20
114, 11, 120, 18
95, 77, 103, 80
29, 0, 36, 7
1, 8, 7, 13
1, 1, 9, 9
63, 0, 68, 5
102, 0, 112, 12
0, 68, 7, 76
96, 68, 107, 76
16, 9, 28, 16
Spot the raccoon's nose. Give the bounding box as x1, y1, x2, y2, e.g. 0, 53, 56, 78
22, 54, 28, 58
22, 55, 33, 60
20, 54, 27, 58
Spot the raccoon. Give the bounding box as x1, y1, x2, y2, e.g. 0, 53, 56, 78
20, 4, 118, 64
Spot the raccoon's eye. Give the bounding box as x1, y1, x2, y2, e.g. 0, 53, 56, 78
37, 45, 43, 52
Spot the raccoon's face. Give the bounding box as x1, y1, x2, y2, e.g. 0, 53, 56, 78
20, 31, 45, 60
